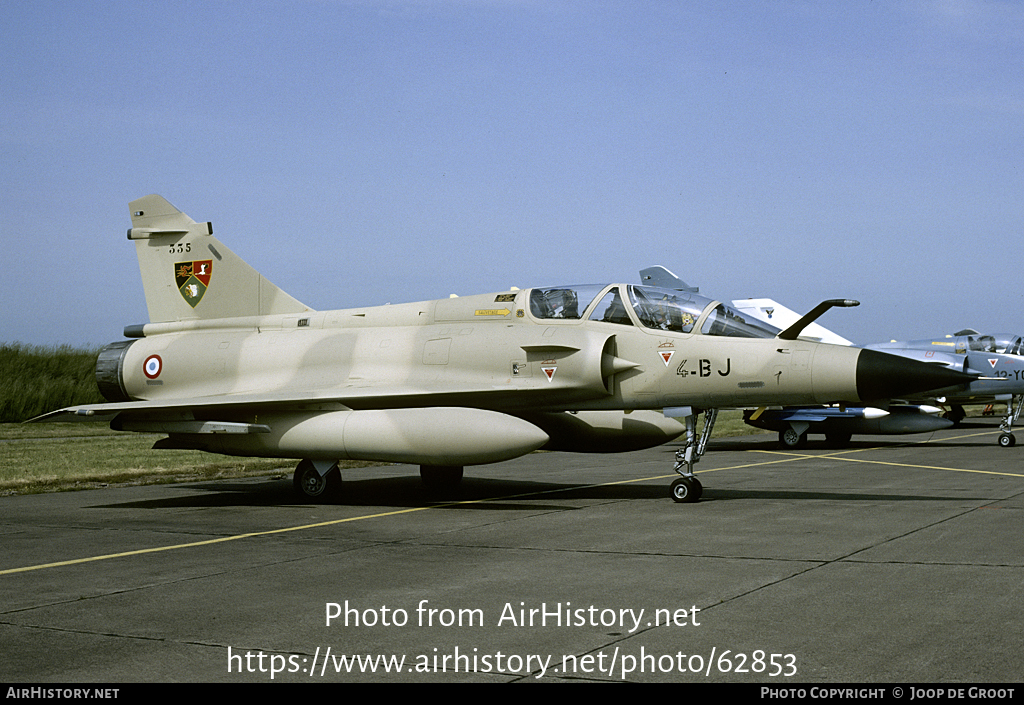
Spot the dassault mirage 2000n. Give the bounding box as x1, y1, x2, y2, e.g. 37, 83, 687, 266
33, 196, 973, 503
731, 298, 1024, 448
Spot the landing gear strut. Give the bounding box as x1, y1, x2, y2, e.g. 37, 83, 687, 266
669, 408, 717, 503
997, 395, 1022, 448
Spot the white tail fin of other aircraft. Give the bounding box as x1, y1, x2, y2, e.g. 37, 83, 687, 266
731, 298, 854, 346
128, 194, 312, 323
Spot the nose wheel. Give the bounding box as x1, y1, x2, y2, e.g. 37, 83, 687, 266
670, 475, 703, 503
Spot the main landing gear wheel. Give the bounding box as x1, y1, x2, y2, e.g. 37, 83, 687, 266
420, 465, 464, 490
998, 433, 1016, 448
779, 428, 808, 449
293, 459, 341, 501
670, 476, 702, 503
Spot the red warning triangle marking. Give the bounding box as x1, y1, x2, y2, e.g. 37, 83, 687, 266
542, 366, 556, 382
660, 351, 674, 366
989, 359, 998, 368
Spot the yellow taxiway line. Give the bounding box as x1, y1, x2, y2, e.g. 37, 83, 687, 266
1, 478, 664, 576
744, 429, 1024, 479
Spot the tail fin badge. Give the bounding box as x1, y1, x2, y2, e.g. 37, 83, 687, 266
174, 260, 213, 308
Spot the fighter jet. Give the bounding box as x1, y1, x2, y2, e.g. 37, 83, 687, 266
730, 298, 1024, 448
33, 196, 973, 503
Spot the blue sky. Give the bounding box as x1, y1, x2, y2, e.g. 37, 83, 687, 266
4, 0, 1022, 348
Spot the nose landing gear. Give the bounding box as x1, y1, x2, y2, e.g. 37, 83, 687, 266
997, 395, 1022, 448
668, 407, 717, 503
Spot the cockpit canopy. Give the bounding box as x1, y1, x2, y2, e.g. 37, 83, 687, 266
528, 284, 781, 339
964, 334, 1024, 355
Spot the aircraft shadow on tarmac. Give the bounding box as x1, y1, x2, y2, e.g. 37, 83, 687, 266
84, 424, 1007, 512
87, 465, 973, 511
88, 475, 663, 511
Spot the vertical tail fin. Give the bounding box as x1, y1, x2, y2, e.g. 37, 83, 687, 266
128, 195, 312, 323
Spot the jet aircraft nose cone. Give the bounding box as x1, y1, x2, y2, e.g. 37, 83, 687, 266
856, 348, 974, 401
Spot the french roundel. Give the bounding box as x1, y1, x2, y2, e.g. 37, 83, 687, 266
143, 355, 163, 379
